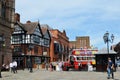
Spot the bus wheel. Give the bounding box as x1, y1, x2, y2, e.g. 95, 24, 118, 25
66, 67, 69, 71
79, 66, 81, 71
63, 66, 69, 71
62, 66, 67, 71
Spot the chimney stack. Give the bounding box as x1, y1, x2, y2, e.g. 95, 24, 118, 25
14, 13, 20, 22
26, 20, 31, 23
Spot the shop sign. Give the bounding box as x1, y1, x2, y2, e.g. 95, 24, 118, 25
43, 52, 47, 56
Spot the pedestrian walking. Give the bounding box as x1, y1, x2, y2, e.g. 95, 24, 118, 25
27, 58, 30, 70
56, 63, 60, 71
9, 62, 13, 73
49, 63, 53, 71
45, 62, 49, 70
107, 57, 115, 79
12, 60, 17, 73
58, 61, 63, 71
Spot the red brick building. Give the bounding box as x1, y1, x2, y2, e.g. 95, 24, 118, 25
50, 29, 69, 62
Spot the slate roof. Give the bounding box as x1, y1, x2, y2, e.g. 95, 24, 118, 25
40, 24, 53, 30
41, 25, 48, 35
16, 21, 40, 34
41, 24, 52, 37
23, 22, 39, 34
15, 22, 26, 32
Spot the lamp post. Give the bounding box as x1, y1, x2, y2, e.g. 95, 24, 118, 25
28, 44, 34, 73
0, 35, 5, 78
103, 31, 114, 54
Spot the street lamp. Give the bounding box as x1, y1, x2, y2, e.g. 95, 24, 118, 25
0, 35, 5, 78
103, 31, 114, 54
28, 44, 34, 73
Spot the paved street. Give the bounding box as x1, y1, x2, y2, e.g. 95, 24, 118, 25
1, 68, 120, 80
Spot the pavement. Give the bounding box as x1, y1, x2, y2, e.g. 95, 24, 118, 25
1, 67, 120, 80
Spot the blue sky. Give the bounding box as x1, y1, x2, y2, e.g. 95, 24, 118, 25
15, 0, 120, 49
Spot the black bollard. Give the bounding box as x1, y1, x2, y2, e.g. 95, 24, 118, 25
0, 69, 2, 78
29, 57, 33, 73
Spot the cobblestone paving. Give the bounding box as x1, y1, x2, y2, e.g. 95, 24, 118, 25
1, 68, 120, 80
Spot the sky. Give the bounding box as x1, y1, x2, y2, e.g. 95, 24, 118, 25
15, 0, 120, 50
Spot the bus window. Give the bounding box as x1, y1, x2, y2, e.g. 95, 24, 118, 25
87, 57, 91, 60
70, 56, 74, 65
82, 57, 87, 60
77, 57, 82, 60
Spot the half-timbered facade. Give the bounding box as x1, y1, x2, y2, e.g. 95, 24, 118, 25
41, 24, 51, 63
11, 21, 51, 69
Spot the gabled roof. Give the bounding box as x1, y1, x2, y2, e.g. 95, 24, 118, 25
15, 21, 27, 32
23, 22, 39, 34
41, 25, 48, 35
41, 24, 51, 39
40, 24, 53, 30
14, 21, 41, 35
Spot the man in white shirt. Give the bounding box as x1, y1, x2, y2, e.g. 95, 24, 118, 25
12, 60, 17, 73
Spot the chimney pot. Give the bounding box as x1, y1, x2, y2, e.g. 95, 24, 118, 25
14, 13, 20, 22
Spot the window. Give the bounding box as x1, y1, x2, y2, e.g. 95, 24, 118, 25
54, 43, 59, 53
87, 57, 92, 60
1, 1, 6, 18
33, 35, 40, 44
82, 57, 87, 60
34, 26, 42, 36
44, 39, 49, 46
70, 56, 74, 61
11, 35, 22, 44
39, 38, 43, 45
26, 35, 30, 43
14, 46, 22, 52
77, 57, 82, 60
13, 25, 24, 34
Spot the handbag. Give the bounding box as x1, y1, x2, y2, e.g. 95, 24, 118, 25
111, 65, 115, 72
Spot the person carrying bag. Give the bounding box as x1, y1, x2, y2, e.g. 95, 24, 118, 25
107, 58, 114, 79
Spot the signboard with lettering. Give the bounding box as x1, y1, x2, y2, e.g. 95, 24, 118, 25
72, 49, 98, 56
43, 52, 47, 56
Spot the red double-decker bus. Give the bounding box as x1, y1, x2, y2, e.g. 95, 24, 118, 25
62, 49, 98, 71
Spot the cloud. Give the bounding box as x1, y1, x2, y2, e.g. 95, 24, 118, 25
16, 0, 120, 49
